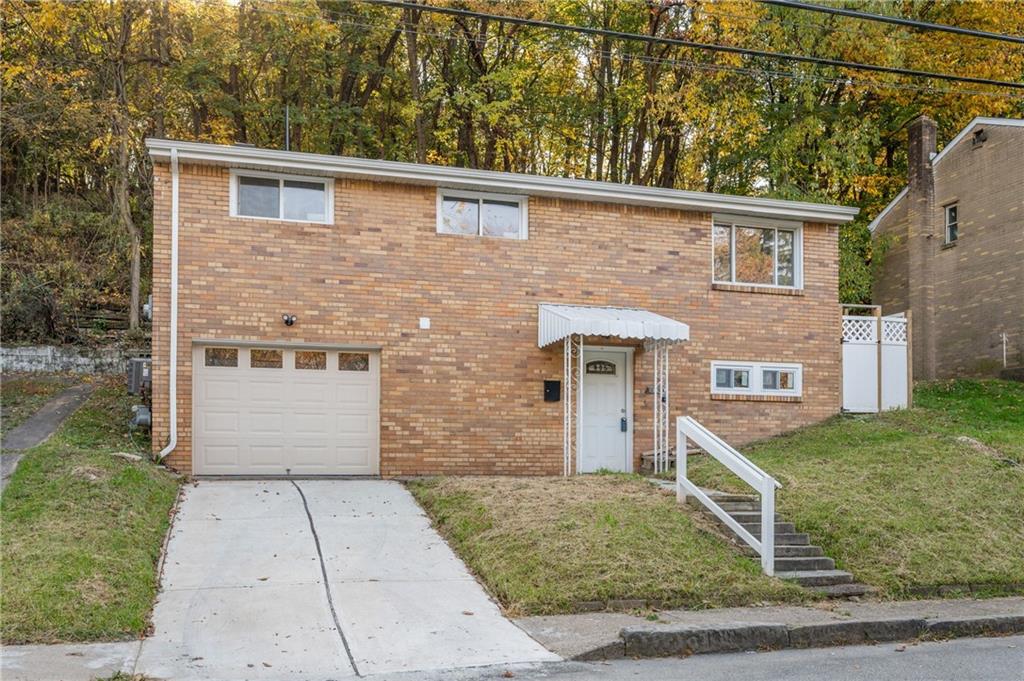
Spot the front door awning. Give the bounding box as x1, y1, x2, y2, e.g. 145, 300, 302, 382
538, 304, 689, 348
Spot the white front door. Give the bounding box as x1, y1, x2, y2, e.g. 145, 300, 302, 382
579, 349, 630, 473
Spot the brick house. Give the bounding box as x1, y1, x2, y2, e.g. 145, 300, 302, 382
869, 116, 1024, 380
145, 139, 858, 477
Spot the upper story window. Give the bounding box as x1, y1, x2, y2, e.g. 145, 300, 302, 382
945, 203, 959, 243
436, 190, 528, 240
230, 169, 333, 224
711, 360, 802, 397
712, 216, 801, 288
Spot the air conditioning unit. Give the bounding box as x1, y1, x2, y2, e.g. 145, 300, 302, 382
127, 357, 152, 395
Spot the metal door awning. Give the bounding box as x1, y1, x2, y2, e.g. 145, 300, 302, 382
537, 304, 689, 348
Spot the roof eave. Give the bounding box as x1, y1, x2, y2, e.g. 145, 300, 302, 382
145, 138, 860, 224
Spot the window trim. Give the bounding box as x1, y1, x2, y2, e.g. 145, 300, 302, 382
710, 360, 802, 397
229, 168, 334, 225
711, 214, 803, 290
436, 188, 529, 240
944, 202, 959, 244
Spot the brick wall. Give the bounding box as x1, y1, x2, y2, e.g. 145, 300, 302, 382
151, 162, 842, 475
873, 121, 1024, 379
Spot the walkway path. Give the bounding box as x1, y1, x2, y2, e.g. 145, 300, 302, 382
1, 382, 94, 491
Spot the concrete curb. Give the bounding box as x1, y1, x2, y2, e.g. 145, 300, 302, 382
613, 615, 1024, 659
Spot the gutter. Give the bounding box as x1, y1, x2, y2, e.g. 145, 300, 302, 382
145, 138, 860, 225
158, 147, 179, 461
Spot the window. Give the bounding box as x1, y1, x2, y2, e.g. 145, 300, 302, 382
945, 204, 958, 243
710, 361, 802, 397
204, 347, 238, 367
338, 352, 370, 372
437, 190, 527, 239
250, 349, 283, 368
231, 170, 332, 224
712, 217, 801, 288
295, 351, 326, 370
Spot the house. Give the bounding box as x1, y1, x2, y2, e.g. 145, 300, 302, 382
145, 139, 858, 477
869, 116, 1024, 380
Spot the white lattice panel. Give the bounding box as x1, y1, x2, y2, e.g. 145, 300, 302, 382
882, 319, 908, 344
842, 316, 877, 343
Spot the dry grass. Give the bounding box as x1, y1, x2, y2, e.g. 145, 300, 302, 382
408, 474, 807, 616
1, 372, 74, 437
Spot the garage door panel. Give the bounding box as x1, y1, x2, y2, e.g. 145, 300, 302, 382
194, 346, 380, 476
203, 379, 241, 402
248, 411, 285, 435
203, 411, 240, 435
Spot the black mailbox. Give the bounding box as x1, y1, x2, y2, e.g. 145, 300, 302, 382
543, 380, 561, 402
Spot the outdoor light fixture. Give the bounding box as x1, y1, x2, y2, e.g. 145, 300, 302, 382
282, 314, 297, 326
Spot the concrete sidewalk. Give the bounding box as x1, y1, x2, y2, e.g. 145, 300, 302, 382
1, 382, 94, 491
517, 596, 1024, 659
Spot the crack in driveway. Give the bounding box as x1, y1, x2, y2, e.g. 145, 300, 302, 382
291, 479, 361, 677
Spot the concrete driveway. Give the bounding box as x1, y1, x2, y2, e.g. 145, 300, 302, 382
137, 480, 557, 680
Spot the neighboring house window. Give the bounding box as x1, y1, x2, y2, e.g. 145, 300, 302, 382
712, 217, 801, 288
945, 204, 959, 243
711, 361, 802, 397
436, 190, 528, 239
230, 170, 332, 224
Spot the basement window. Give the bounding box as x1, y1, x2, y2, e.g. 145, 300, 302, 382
231, 169, 333, 224
711, 361, 802, 397
436, 189, 528, 239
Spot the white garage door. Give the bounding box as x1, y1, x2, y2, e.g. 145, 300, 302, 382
193, 345, 379, 475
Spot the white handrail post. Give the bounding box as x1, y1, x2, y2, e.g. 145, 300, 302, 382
761, 477, 775, 576
676, 418, 686, 504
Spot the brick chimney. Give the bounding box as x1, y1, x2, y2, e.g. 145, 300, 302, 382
906, 115, 938, 380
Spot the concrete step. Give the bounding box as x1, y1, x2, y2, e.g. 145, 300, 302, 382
705, 493, 757, 503
776, 569, 854, 587
773, 555, 836, 571
716, 501, 763, 512
743, 544, 825, 558
807, 582, 875, 598
740, 522, 797, 535
728, 511, 783, 523
752, 532, 809, 545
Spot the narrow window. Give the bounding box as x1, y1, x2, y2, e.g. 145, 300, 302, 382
250, 349, 283, 368
712, 361, 801, 397
437, 190, 526, 239
205, 347, 238, 367
338, 352, 370, 372
295, 351, 327, 370
945, 204, 959, 243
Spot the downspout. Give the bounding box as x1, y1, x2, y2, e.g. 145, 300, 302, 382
158, 147, 179, 460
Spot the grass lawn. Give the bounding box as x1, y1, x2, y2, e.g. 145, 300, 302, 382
685, 379, 1024, 598
408, 475, 807, 616
1, 378, 180, 644
1, 372, 74, 437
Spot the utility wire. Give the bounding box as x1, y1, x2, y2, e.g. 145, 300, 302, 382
758, 0, 1024, 45
357, 0, 1024, 90
243, 3, 1021, 99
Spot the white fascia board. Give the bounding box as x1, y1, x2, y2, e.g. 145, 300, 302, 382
146, 138, 860, 224
868, 117, 1024, 232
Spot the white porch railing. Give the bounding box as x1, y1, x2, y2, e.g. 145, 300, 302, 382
676, 416, 781, 576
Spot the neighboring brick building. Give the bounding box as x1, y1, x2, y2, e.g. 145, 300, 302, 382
146, 139, 857, 477
870, 116, 1024, 380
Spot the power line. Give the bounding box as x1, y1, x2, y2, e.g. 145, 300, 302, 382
758, 0, 1024, 45
358, 0, 1024, 90
243, 3, 1021, 100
